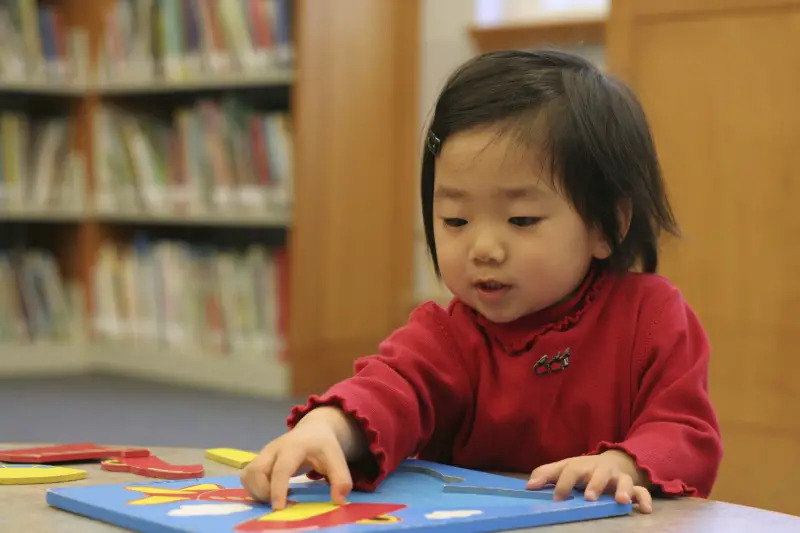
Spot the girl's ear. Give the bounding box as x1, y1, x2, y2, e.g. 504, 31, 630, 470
591, 199, 633, 260
617, 199, 633, 241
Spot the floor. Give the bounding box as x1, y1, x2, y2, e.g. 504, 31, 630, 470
2, 374, 302, 451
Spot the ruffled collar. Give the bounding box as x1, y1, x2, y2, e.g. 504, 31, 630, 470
465, 263, 607, 356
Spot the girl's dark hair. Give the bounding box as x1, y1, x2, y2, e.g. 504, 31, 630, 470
421, 49, 678, 275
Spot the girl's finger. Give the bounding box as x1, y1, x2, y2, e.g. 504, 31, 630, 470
241, 449, 277, 503
269, 448, 306, 510
553, 464, 589, 502
318, 442, 353, 505
632, 485, 653, 514
583, 466, 611, 501
527, 459, 567, 490
615, 473, 634, 505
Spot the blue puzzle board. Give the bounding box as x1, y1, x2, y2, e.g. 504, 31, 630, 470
46, 459, 631, 532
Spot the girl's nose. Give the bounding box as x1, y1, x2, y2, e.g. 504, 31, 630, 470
469, 231, 506, 265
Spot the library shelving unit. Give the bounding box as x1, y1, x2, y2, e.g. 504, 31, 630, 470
0, 0, 420, 398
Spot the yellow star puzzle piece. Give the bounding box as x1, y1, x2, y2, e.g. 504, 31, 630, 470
204, 448, 257, 469
0, 464, 87, 485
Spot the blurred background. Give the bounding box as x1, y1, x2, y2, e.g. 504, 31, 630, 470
1, 0, 797, 517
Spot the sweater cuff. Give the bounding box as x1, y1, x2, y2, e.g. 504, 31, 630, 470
589, 440, 696, 497
286, 394, 389, 491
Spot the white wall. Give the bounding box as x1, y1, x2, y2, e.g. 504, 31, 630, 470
414, 0, 477, 303
475, 0, 608, 24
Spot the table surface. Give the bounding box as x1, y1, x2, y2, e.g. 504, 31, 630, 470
2, 443, 798, 532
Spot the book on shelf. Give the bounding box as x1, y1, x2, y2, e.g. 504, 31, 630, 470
0, 112, 87, 213
91, 238, 288, 362
92, 98, 292, 218
0, 0, 89, 85
98, 0, 293, 85
0, 248, 84, 345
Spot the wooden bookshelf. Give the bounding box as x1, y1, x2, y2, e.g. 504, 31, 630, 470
90, 210, 290, 228
0, 72, 292, 96
0, 0, 420, 398
89, 343, 289, 398
0, 82, 86, 96
92, 72, 294, 95
0, 343, 287, 398
0, 344, 90, 377
0, 208, 87, 222
0, 209, 289, 227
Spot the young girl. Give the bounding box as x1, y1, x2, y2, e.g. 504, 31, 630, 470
241, 49, 723, 514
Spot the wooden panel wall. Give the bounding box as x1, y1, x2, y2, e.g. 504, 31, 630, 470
289, 0, 420, 395
607, 0, 800, 515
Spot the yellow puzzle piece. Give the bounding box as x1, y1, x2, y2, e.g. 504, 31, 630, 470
204, 448, 257, 469
0, 464, 87, 485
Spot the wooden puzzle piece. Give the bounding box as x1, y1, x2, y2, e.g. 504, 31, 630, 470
0, 443, 150, 463
124, 483, 243, 505
205, 448, 258, 468
101, 455, 204, 480
234, 502, 407, 531
0, 464, 87, 485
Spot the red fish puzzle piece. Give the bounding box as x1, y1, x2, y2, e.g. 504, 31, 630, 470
0, 443, 150, 464
234, 503, 407, 531
101, 456, 204, 480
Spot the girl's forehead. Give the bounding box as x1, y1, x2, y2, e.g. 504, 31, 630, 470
437, 128, 551, 181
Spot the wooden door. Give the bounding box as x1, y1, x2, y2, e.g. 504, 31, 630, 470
607, 0, 800, 515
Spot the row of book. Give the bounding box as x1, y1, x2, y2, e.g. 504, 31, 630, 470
0, 0, 292, 87
0, 99, 291, 216
0, 249, 82, 344
0, 0, 89, 84
93, 99, 292, 216
92, 239, 287, 361
99, 0, 293, 84
0, 112, 86, 211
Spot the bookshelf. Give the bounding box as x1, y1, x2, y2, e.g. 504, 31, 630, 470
1, 0, 420, 398
0, 82, 85, 96
0, 343, 89, 376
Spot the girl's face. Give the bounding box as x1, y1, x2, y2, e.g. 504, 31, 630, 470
433, 126, 610, 323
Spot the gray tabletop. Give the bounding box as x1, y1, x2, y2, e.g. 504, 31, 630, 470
2, 444, 798, 532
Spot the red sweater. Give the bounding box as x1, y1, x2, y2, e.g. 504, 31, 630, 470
288, 268, 723, 498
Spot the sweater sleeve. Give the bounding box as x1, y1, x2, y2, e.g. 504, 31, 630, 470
592, 288, 723, 497
286, 302, 475, 491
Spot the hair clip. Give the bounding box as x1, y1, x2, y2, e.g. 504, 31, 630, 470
427, 130, 441, 156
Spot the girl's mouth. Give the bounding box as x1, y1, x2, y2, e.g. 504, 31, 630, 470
475, 280, 507, 291
474, 280, 511, 301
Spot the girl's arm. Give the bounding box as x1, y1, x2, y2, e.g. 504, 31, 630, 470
592, 288, 723, 497
286, 301, 476, 490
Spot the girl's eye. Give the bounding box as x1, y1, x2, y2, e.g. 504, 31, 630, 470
443, 218, 468, 227
509, 217, 541, 227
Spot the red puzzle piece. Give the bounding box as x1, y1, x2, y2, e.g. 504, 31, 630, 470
101, 456, 204, 480
0, 443, 150, 464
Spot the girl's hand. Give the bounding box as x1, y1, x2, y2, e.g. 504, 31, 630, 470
240, 406, 365, 510
526, 449, 653, 513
